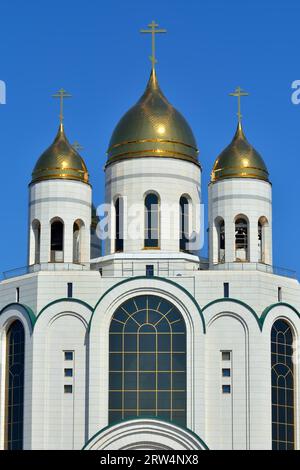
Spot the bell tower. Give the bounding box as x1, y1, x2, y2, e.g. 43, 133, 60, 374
28, 89, 92, 268
208, 87, 272, 267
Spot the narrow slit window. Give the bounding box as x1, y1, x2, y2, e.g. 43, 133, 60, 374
67, 282, 73, 298
115, 198, 124, 252
224, 282, 229, 298
146, 265, 154, 277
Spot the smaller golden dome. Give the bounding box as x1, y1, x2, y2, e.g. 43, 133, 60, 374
211, 122, 269, 182
31, 124, 89, 184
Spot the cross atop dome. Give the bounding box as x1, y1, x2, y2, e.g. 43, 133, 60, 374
229, 86, 249, 123
140, 20, 167, 71
52, 88, 72, 124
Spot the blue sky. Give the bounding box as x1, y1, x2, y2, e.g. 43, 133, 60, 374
0, 0, 299, 274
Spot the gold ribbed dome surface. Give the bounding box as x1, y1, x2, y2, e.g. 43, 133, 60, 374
211, 122, 269, 182
32, 124, 89, 184
107, 69, 199, 166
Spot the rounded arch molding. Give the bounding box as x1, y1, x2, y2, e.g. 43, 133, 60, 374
83, 418, 209, 450
0, 303, 35, 332
89, 275, 206, 333
88, 276, 206, 438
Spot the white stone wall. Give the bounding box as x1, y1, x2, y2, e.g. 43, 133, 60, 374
28, 180, 92, 265
0, 270, 299, 449
208, 178, 272, 265
30, 302, 91, 449
105, 157, 201, 255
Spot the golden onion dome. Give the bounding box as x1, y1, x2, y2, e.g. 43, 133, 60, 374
107, 69, 199, 166
31, 124, 89, 184
211, 122, 269, 182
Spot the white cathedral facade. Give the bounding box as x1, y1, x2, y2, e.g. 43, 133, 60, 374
0, 49, 299, 451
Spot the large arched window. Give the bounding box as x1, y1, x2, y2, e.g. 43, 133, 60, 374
271, 319, 295, 450
115, 197, 124, 252
50, 219, 64, 262
32, 219, 41, 264
144, 193, 160, 248
235, 217, 248, 261
5, 320, 25, 450
179, 196, 190, 252
109, 295, 186, 426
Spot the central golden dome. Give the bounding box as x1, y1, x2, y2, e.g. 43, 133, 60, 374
107, 69, 199, 166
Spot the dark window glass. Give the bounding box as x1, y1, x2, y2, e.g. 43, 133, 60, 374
64, 385, 73, 394
224, 282, 229, 298
115, 198, 124, 252
222, 385, 231, 394
146, 265, 154, 277
5, 320, 25, 450
109, 295, 186, 426
222, 368, 231, 377
271, 319, 295, 450
144, 194, 159, 248
64, 351, 73, 361
179, 196, 189, 252
64, 369, 73, 377
51, 220, 64, 262
67, 282, 73, 298
222, 351, 231, 361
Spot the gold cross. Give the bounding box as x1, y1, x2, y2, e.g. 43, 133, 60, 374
52, 88, 72, 124
140, 20, 167, 70
229, 86, 249, 122
72, 141, 84, 151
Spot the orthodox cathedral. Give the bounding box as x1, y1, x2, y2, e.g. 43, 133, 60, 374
0, 24, 299, 451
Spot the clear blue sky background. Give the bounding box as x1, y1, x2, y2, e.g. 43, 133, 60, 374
0, 0, 299, 274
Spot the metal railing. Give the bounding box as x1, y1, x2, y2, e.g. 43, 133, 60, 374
1, 262, 90, 281
0, 259, 296, 281
210, 262, 297, 279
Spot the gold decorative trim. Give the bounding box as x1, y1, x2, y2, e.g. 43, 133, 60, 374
31, 174, 90, 184
142, 246, 161, 250
107, 138, 198, 153
106, 149, 201, 168
33, 166, 87, 175
211, 172, 269, 182
213, 164, 269, 174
